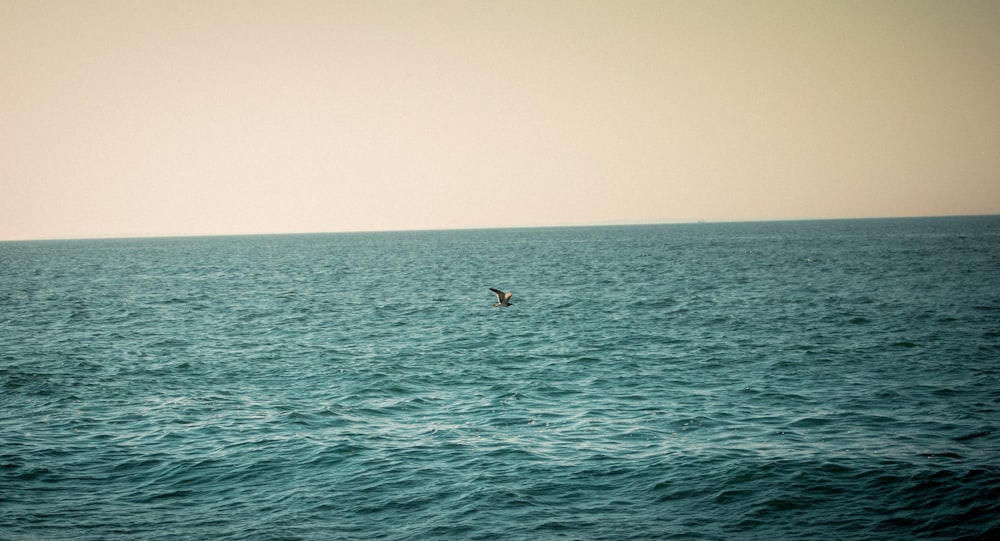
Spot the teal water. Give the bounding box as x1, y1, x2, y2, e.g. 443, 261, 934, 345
2, 217, 999, 540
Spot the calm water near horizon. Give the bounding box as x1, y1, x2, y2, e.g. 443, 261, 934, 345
2, 216, 999, 539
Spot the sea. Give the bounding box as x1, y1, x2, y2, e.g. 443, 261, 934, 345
2, 216, 998, 540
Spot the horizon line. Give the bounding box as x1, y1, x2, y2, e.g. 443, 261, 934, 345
3, 212, 997, 243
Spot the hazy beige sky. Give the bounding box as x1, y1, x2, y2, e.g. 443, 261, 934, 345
2, 0, 998, 240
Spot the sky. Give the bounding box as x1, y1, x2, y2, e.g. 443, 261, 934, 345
2, 0, 999, 240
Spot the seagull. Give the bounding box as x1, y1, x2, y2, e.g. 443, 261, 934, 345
489, 288, 513, 307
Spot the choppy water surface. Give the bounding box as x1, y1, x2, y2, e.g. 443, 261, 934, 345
2, 217, 999, 540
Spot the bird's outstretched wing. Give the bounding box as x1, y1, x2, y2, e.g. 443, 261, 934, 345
489, 288, 504, 302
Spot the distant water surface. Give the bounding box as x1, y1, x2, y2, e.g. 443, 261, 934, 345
2, 216, 999, 540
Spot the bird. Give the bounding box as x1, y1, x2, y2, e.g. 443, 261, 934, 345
489, 288, 513, 307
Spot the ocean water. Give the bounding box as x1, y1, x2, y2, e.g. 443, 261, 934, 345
2, 216, 999, 540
